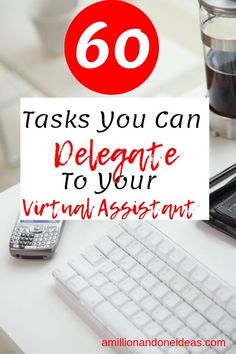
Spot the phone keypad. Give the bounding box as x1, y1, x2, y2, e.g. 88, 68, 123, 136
10, 226, 59, 249
31, 230, 58, 248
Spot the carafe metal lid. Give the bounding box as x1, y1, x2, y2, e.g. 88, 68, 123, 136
199, 0, 236, 16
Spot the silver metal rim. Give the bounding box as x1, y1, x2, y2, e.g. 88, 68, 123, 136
210, 110, 236, 139
199, 0, 236, 16
201, 32, 236, 51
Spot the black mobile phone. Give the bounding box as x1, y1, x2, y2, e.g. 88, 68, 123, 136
205, 164, 236, 239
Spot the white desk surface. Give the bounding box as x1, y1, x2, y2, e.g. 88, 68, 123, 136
0, 0, 236, 353
0, 135, 236, 354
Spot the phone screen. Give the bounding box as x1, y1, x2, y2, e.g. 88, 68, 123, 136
20, 220, 60, 223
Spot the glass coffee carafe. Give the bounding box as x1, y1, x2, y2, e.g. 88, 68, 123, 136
199, 0, 236, 139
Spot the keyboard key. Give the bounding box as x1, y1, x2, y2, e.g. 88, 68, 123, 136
202, 275, 221, 298
205, 304, 225, 324
167, 349, 188, 354
98, 260, 116, 275
219, 315, 236, 338
214, 285, 234, 309
53, 264, 76, 283
160, 332, 174, 341
132, 311, 151, 328
140, 274, 157, 291
203, 350, 218, 354
100, 282, 119, 297
129, 264, 148, 281
179, 258, 197, 278
186, 312, 207, 332
193, 295, 213, 313
122, 221, 140, 235
130, 287, 149, 303
111, 292, 129, 307
96, 236, 116, 255
163, 316, 183, 334
127, 241, 144, 257
67, 276, 88, 295
68, 256, 97, 278
158, 266, 177, 284
109, 268, 126, 283
141, 296, 160, 313
121, 301, 140, 317
137, 249, 155, 266
135, 223, 152, 240
109, 247, 126, 263
79, 287, 104, 308
182, 285, 201, 303
116, 233, 133, 248
174, 302, 194, 321
153, 306, 171, 323
167, 249, 185, 268
145, 231, 163, 248
151, 283, 170, 300
162, 292, 181, 311
120, 255, 137, 272
170, 275, 189, 293
176, 326, 195, 340
198, 323, 220, 339
119, 277, 138, 293
90, 273, 107, 288
107, 225, 123, 241
143, 321, 163, 338
232, 331, 236, 342
190, 347, 209, 354
147, 259, 165, 275
82, 246, 105, 265
190, 266, 209, 287
227, 296, 236, 319
156, 240, 174, 260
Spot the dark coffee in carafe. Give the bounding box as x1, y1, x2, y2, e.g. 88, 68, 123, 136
206, 50, 236, 119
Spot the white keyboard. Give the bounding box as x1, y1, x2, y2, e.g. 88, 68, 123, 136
53, 222, 236, 354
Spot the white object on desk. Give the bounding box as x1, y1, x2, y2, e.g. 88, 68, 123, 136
32, 0, 79, 57
53, 221, 236, 352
